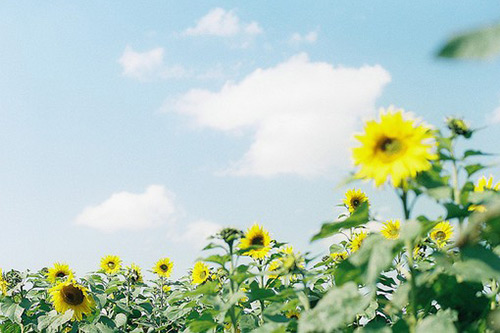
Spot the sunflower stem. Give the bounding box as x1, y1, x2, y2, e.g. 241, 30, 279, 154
228, 243, 238, 333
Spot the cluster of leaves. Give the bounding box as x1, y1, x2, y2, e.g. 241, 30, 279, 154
1, 118, 500, 333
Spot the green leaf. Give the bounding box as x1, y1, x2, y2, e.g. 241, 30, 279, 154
453, 245, 500, 282
200, 254, 230, 267
311, 202, 369, 242
114, 313, 127, 327
444, 202, 469, 220
465, 163, 486, 177
0, 321, 22, 333
298, 282, 371, 332
187, 312, 218, 332
416, 309, 457, 333
438, 23, 500, 59
426, 186, 452, 201
463, 150, 492, 159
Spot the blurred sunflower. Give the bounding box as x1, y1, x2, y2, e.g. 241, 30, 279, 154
469, 176, 500, 212
330, 251, 348, 263
350, 232, 368, 252
191, 262, 210, 285
268, 260, 282, 279
343, 189, 369, 213
47, 263, 74, 284
49, 280, 94, 321
352, 107, 436, 187
286, 309, 301, 319
127, 264, 143, 284
0, 269, 7, 295
162, 285, 171, 293
153, 258, 174, 278
381, 219, 401, 240
100, 255, 121, 274
430, 221, 453, 248
239, 224, 271, 259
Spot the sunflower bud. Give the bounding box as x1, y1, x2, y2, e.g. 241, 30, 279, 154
4, 270, 22, 287
218, 227, 244, 246
446, 117, 471, 138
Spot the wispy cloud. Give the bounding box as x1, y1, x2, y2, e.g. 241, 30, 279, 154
75, 185, 177, 232
290, 30, 318, 44
118, 46, 187, 81
167, 219, 222, 249
184, 8, 262, 37
173, 53, 391, 177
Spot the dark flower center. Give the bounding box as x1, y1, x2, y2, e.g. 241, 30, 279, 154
199, 271, 207, 280
435, 231, 446, 240
160, 264, 168, 271
378, 137, 402, 155
107, 262, 116, 269
250, 235, 264, 246
61, 285, 84, 306
56, 272, 67, 278
351, 199, 360, 208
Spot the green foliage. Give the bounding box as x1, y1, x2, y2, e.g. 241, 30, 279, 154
438, 23, 500, 59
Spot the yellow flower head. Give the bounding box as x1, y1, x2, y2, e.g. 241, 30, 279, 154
49, 280, 95, 321
352, 107, 436, 187
153, 258, 174, 278
0, 269, 7, 296
286, 309, 301, 320
330, 251, 348, 263
191, 262, 210, 285
343, 189, 369, 213
47, 263, 74, 284
127, 264, 143, 284
162, 285, 171, 293
268, 260, 282, 279
100, 255, 121, 274
239, 224, 271, 260
430, 221, 453, 248
380, 219, 401, 240
350, 231, 368, 252
474, 176, 500, 192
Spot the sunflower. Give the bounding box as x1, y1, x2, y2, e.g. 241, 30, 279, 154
49, 280, 95, 321
127, 264, 143, 284
268, 260, 282, 279
350, 232, 368, 252
162, 285, 171, 293
286, 309, 301, 320
191, 262, 210, 285
475, 175, 500, 192
381, 219, 401, 240
352, 107, 437, 187
343, 189, 369, 213
153, 258, 174, 278
239, 224, 271, 260
0, 269, 7, 295
330, 251, 348, 263
47, 263, 74, 284
100, 255, 121, 274
430, 221, 453, 248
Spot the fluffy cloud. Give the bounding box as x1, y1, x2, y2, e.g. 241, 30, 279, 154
75, 185, 177, 232
173, 53, 391, 177
290, 31, 318, 44
167, 220, 222, 249
118, 46, 187, 81
184, 8, 262, 37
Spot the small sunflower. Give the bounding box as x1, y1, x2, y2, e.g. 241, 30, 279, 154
330, 251, 348, 263
100, 255, 121, 274
0, 269, 7, 295
352, 107, 437, 187
191, 262, 210, 285
268, 260, 282, 279
239, 224, 272, 260
430, 221, 453, 248
469, 176, 499, 212
127, 264, 143, 284
47, 263, 74, 284
153, 258, 174, 278
162, 285, 171, 293
343, 189, 369, 213
350, 232, 368, 252
49, 280, 95, 321
286, 309, 301, 320
380, 219, 401, 240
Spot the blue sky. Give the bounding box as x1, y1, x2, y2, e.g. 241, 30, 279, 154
1, 1, 500, 278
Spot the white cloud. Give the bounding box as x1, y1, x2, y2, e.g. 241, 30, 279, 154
184, 8, 263, 37
490, 104, 500, 124
173, 53, 391, 177
118, 46, 187, 81
75, 185, 177, 232
290, 31, 318, 44
167, 220, 222, 249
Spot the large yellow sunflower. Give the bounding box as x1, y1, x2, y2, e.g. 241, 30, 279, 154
343, 189, 369, 213
470, 176, 500, 212
191, 262, 210, 285
49, 280, 95, 321
47, 263, 74, 284
239, 224, 271, 260
350, 231, 368, 252
430, 221, 453, 248
0, 269, 7, 295
127, 264, 143, 284
100, 255, 121, 274
352, 107, 437, 187
153, 258, 174, 278
380, 219, 401, 240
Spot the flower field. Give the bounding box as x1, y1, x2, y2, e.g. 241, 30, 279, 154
1, 108, 500, 332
